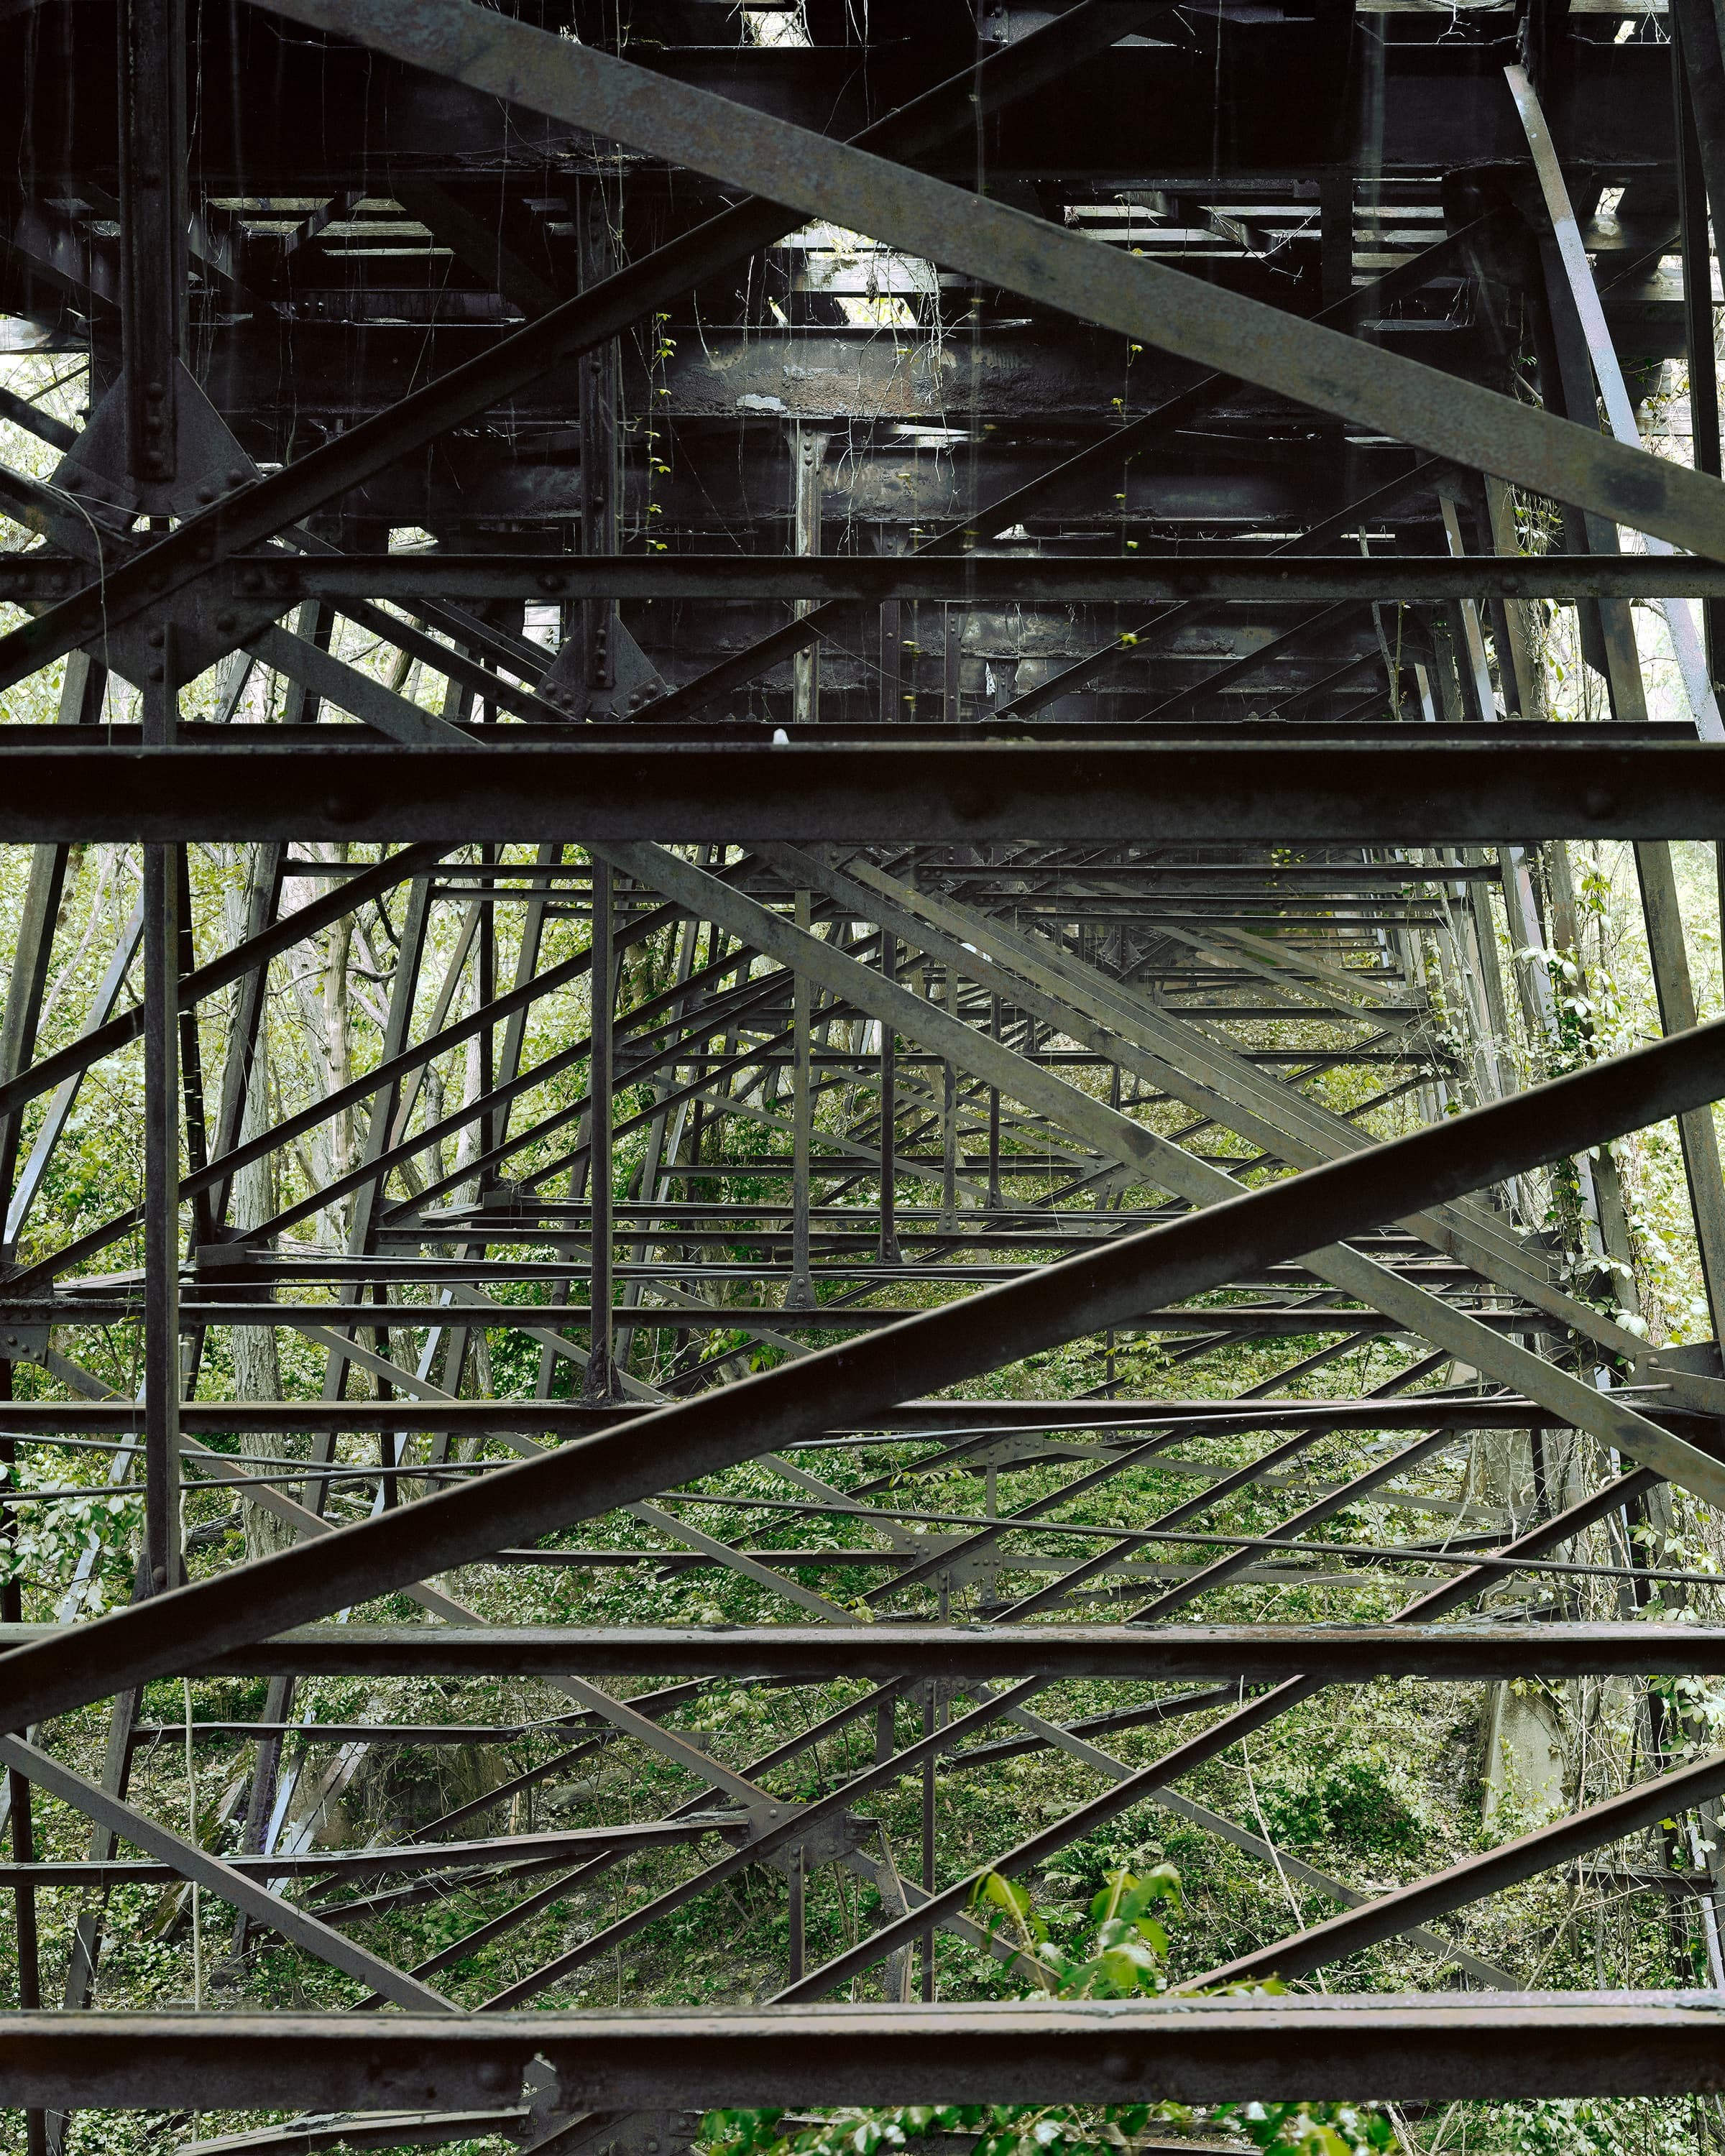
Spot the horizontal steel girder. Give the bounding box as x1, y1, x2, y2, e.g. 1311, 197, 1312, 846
2, 1995, 1724, 2110
14, 553, 1725, 607
1, 1011, 1722, 1738
0, 740, 1717, 842
0, 1621, 1714, 1684
257, 0, 1725, 564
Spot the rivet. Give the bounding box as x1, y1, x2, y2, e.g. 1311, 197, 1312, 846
196, 484, 216, 504
147, 662, 165, 681
146, 627, 165, 648
239, 569, 263, 593
215, 611, 236, 633
226, 469, 247, 488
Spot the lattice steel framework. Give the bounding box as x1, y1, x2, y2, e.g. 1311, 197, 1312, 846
3, 0, 1725, 2149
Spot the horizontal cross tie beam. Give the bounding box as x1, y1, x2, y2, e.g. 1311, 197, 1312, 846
0, 741, 1715, 842
0, 1621, 1714, 1684
3, 1995, 1725, 2110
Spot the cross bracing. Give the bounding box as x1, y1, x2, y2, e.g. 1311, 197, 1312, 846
4, 0, 1725, 2150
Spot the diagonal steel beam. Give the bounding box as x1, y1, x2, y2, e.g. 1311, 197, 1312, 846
735, 844, 1691, 1480
774, 1467, 1670, 1998
254, 0, 1725, 563
0, 1735, 458, 2012
0, 844, 443, 1130
1192, 1743, 1725, 1989
826, 855, 1632, 1355
0, 0, 1159, 697
0, 1018, 1723, 1735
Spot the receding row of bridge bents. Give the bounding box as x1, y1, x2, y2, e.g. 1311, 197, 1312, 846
1, 0, 1725, 2146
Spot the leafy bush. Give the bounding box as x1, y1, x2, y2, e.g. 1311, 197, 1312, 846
1259, 1752, 1425, 1861
702, 1865, 1395, 2156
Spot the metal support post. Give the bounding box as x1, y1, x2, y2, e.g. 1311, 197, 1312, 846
142, 837, 180, 1598
921, 1680, 937, 2002
0, 1365, 42, 2156
1675, 22, 1725, 677
787, 1844, 806, 1986
586, 858, 615, 1399
988, 992, 1003, 1208
879, 932, 899, 1265
789, 891, 814, 1309
791, 428, 829, 726
880, 587, 903, 722
941, 969, 960, 1233
116, 0, 186, 486
1633, 842, 1725, 1341
576, 178, 620, 707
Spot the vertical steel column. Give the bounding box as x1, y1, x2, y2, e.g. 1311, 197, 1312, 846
878, 931, 898, 1265
1320, 173, 1353, 310
1675, 18, 1725, 678
920, 1673, 942, 2001
117, 0, 187, 487
880, 591, 903, 722
175, 848, 211, 1259
586, 859, 616, 1399
576, 178, 620, 705
0, 1381, 42, 2156
786, 1846, 806, 1986
1633, 842, 1725, 1340
1672, 0, 1725, 295
119, 0, 188, 1600
940, 967, 960, 1232
789, 890, 814, 1308
142, 803, 181, 1599
791, 428, 829, 725
1671, 25, 1725, 1137
988, 991, 1003, 1208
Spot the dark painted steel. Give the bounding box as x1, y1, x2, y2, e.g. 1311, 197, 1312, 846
0, 741, 1722, 843
1, 1022, 1723, 1736
4, 1995, 1725, 2110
